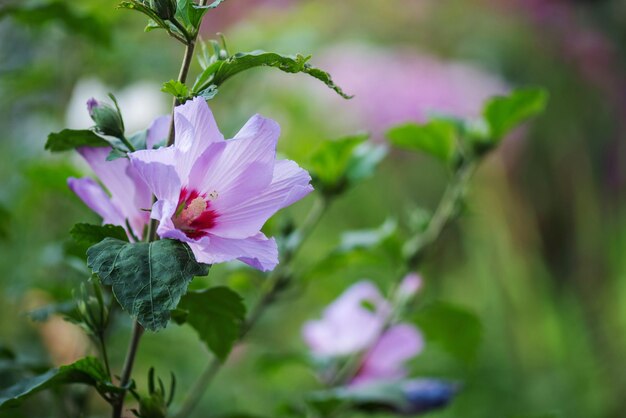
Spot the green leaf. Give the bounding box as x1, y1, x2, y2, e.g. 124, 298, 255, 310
308, 382, 408, 416
413, 301, 482, 364
107, 130, 149, 161
175, 0, 221, 35
308, 380, 457, 416
0, 357, 121, 410
174, 287, 245, 361
484, 87, 549, 141
87, 238, 209, 331
45, 129, 110, 152
308, 134, 370, 194
0, 2, 110, 45
192, 50, 352, 99
346, 143, 387, 184
338, 218, 398, 253
71, 224, 129, 246
161, 80, 191, 101
387, 120, 457, 163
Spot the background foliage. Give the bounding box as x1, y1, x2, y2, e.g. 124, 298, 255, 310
0, 0, 624, 417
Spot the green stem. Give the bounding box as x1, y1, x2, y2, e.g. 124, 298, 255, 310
173, 196, 331, 418
112, 321, 144, 418
97, 332, 112, 381
119, 135, 136, 153
405, 161, 476, 269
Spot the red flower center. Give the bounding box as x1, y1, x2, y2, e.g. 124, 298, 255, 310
172, 187, 218, 239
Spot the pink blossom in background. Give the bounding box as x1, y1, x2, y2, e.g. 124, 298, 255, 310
351, 323, 424, 386
398, 273, 423, 298
302, 281, 391, 356
314, 45, 508, 137
129, 97, 312, 271
302, 280, 424, 384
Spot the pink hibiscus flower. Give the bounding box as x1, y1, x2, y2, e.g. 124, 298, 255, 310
67, 109, 169, 241
302, 278, 424, 386
129, 97, 313, 271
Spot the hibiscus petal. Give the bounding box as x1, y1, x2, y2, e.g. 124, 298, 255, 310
129, 147, 181, 202
146, 114, 171, 149
174, 97, 224, 164
77, 147, 151, 232
210, 159, 312, 239
351, 324, 424, 386
67, 177, 125, 228
193, 114, 279, 207
302, 281, 390, 356
188, 233, 278, 271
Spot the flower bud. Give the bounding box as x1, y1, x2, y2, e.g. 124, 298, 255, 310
401, 379, 459, 414
150, 0, 177, 20
86, 97, 125, 139
137, 394, 168, 418
398, 273, 422, 298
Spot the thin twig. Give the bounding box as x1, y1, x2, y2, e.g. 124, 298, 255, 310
112, 321, 144, 418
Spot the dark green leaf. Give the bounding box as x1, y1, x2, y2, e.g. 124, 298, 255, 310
45, 129, 110, 152
71, 224, 129, 246
413, 302, 482, 364
484, 88, 549, 141
87, 238, 209, 331
175, 287, 245, 360
0, 357, 121, 410
0, 2, 110, 45
387, 120, 457, 163
192, 50, 352, 99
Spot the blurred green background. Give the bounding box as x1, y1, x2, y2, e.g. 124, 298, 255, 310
1, 0, 625, 417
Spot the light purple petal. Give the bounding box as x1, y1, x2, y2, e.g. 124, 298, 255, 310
351, 324, 424, 386
302, 281, 391, 356
76, 146, 151, 238
174, 97, 224, 172
68, 177, 125, 229
190, 114, 279, 203
146, 115, 171, 149
188, 233, 278, 271
129, 147, 181, 202
210, 159, 312, 239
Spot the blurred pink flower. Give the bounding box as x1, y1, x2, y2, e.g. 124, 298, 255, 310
68, 111, 169, 241
303, 280, 424, 385
302, 281, 391, 356
129, 98, 312, 271
315, 45, 508, 137
352, 323, 424, 386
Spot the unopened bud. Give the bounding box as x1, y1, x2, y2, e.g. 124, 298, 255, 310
150, 0, 177, 20
87, 97, 125, 139
398, 273, 422, 298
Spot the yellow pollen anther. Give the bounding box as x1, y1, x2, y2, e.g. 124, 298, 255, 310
181, 197, 207, 223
